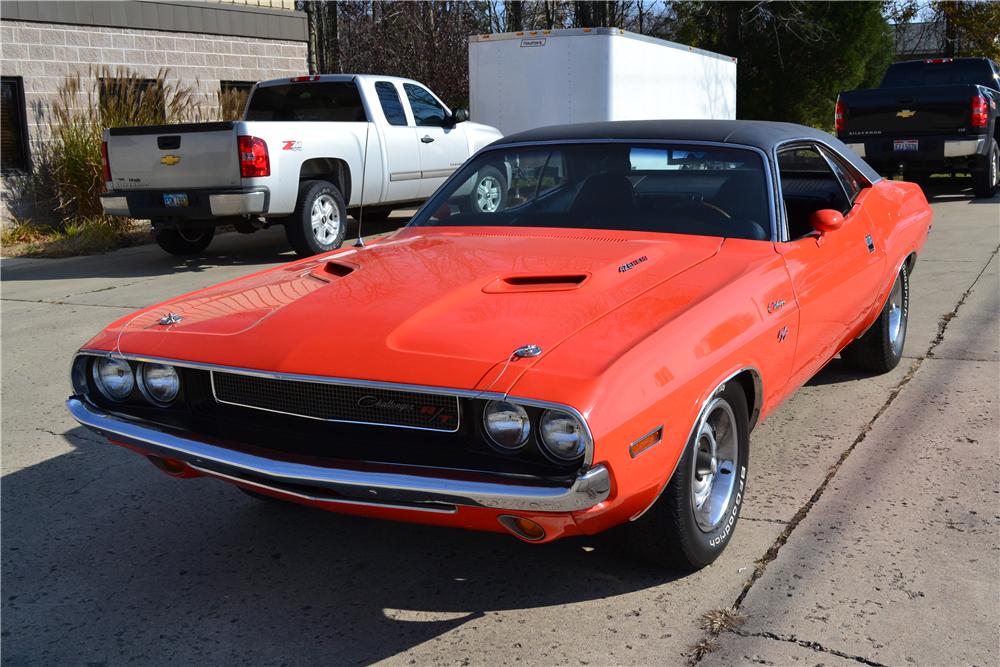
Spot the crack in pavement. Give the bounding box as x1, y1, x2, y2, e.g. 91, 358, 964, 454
70, 275, 162, 297
729, 629, 889, 667
739, 517, 789, 525
689, 244, 999, 665
1, 297, 141, 310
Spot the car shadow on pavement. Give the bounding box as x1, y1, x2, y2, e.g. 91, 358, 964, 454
1, 426, 681, 664
803, 357, 884, 387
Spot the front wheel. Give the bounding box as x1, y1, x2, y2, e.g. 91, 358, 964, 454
972, 138, 999, 198
841, 264, 909, 373
625, 381, 750, 570
285, 180, 347, 257
152, 224, 215, 255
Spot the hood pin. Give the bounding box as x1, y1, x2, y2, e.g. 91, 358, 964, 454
158, 312, 183, 326
513, 344, 542, 358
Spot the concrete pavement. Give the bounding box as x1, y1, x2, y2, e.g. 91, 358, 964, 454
1, 192, 997, 666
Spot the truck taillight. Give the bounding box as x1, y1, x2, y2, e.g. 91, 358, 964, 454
101, 141, 112, 182
971, 95, 989, 128
835, 97, 845, 132
238, 135, 270, 178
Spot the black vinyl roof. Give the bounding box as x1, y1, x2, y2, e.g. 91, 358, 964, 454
491, 119, 881, 182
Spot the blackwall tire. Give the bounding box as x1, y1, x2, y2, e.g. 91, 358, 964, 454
285, 180, 347, 257
153, 224, 215, 255
625, 381, 750, 570
841, 265, 909, 373
972, 139, 999, 199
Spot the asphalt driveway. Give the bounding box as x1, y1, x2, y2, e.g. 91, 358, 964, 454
2, 192, 997, 666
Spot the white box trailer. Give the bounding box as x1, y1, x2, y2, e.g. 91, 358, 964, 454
469, 28, 737, 135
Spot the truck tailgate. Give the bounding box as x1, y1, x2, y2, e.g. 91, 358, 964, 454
842, 85, 974, 136
107, 122, 241, 190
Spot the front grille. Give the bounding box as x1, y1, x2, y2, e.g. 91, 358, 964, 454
210, 371, 461, 432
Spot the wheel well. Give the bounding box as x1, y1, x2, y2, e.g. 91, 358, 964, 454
300, 158, 352, 203
731, 369, 762, 432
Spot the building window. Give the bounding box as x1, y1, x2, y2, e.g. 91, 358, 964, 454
99, 77, 165, 124
1, 77, 30, 171
220, 80, 254, 120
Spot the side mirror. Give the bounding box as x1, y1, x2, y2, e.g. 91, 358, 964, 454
451, 108, 469, 124
809, 209, 844, 233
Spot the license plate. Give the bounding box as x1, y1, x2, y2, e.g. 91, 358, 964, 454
163, 193, 189, 207
894, 139, 919, 152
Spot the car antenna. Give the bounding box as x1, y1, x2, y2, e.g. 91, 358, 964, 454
354, 110, 371, 249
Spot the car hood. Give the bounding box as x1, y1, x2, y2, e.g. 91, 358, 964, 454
92, 228, 722, 391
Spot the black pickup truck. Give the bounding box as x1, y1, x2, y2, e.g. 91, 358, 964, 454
836, 57, 999, 197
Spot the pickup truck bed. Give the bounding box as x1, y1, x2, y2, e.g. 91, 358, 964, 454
836, 58, 1000, 198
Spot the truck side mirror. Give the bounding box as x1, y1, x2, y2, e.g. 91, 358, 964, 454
809, 209, 844, 233
451, 108, 469, 124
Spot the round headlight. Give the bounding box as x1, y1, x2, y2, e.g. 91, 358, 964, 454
139, 363, 180, 405
539, 409, 589, 462
483, 400, 531, 450
93, 357, 134, 401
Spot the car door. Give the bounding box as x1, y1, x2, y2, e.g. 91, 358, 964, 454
402, 83, 469, 197
373, 81, 421, 203
775, 143, 886, 389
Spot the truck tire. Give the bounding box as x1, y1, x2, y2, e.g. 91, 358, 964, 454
469, 165, 508, 213
153, 224, 215, 255
285, 180, 347, 257
972, 138, 999, 198
841, 265, 909, 373
624, 381, 749, 570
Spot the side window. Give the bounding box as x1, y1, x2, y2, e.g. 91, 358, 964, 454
777, 144, 851, 241
375, 82, 407, 126
819, 147, 864, 203
403, 83, 446, 127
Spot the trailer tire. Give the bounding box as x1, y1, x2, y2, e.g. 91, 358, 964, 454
285, 179, 347, 257
153, 224, 215, 255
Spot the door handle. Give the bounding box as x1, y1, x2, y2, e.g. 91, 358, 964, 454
421, 135, 435, 143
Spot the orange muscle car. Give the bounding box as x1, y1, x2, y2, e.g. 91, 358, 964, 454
68, 120, 932, 570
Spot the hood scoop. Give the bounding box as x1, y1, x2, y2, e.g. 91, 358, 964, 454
482, 273, 590, 294
310, 260, 357, 282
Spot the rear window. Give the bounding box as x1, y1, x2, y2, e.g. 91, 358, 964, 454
246, 82, 368, 122
881, 60, 997, 89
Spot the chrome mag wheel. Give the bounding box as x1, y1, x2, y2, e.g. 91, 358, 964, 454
690, 397, 739, 532
311, 193, 342, 245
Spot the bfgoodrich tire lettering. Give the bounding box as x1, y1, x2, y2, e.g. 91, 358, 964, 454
625, 381, 750, 570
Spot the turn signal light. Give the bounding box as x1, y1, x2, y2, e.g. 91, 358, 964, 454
101, 141, 112, 182
237, 135, 270, 178
498, 515, 546, 541
971, 95, 989, 128
834, 97, 846, 132
629, 426, 663, 458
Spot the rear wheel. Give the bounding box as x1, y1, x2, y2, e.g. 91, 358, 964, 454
841, 265, 909, 373
972, 138, 999, 198
285, 179, 347, 257
152, 223, 215, 255
625, 381, 749, 570
469, 166, 507, 213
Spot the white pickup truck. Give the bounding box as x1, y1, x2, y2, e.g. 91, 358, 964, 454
100, 74, 503, 256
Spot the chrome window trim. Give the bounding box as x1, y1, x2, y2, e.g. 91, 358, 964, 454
208, 370, 463, 434
409, 138, 781, 243
75, 350, 596, 467
773, 137, 877, 242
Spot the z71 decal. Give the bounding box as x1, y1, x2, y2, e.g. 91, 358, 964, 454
282, 141, 302, 151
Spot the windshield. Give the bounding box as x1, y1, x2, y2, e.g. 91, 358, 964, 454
409, 143, 772, 241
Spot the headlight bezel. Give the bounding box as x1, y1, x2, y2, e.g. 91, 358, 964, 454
482, 399, 532, 452
137, 362, 181, 406
91, 356, 135, 402
537, 408, 591, 463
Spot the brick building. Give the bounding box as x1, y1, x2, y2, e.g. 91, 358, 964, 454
0, 0, 309, 174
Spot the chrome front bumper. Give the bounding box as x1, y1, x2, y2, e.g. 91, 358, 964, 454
67, 398, 611, 513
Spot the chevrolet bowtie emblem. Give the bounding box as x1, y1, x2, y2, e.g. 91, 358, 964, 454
160, 154, 181, 165
896, 109, 916, 118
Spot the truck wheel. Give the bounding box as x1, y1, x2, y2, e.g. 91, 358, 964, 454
285, 180, 347, 257
841, 265, 909, 373
153, 224, 215, 255
972, 139, 999, 198
470, 166, 507, 213
625, 381, 749, 570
